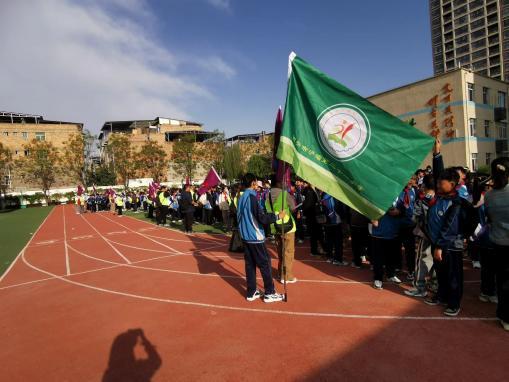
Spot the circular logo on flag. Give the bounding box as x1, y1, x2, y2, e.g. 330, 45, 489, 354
317, 104, 371, 161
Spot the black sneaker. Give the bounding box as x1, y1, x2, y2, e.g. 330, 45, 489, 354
424, 296, 442, 306
443, 307, 460, 317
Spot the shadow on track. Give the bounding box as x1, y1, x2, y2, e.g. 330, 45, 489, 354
102, 328, 162, 382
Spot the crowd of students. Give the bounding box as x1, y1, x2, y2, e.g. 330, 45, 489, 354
73, 139, 509, 330
234, 139, 509, 332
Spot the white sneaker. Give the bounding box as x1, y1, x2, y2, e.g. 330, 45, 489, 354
501, 320, 509, 331
263, 292, 285, 303
246, 290, 262, 302
297, 239, 304, 244
472, 261, 481, 269
280, 278, 298, 284
373, 280, 383, 289
479, 293, 498, 304
389, 276, 402, 284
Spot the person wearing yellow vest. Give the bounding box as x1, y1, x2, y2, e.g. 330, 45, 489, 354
157, 186, 170, 226
115, 193, 125, 216
265, 176, 297, 284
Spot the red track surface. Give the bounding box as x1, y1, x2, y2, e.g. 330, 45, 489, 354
1, 205, 507, 381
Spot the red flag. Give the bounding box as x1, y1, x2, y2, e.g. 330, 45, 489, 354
185, 176, 190, 186
77, 184, 84, 196
198, 167, 221, 195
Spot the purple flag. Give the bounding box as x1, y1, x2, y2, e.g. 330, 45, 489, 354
198, 167, 221, 195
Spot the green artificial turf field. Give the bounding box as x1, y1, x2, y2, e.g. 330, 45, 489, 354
124, 210, 227, 235
0, 206, 54, 276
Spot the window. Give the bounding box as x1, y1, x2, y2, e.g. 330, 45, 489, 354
483, 87, 490, 104
22, 132, 28, 140
2, 132, 8, 137
469, 118, 477, 136
497, 91, 507, 107
24, 149, 30, 156
471, 18, 485, 30
12, 131, 17, 137
484, 120, 490, 137
457, 54, 470, 66
471, 153, 478, 171
472, 49, 487, 60
454, 5, 467, 17
471, 8, 484, 19
35, 132, 45, 141
467, 83, 475, 101
486, 153, 492, 166
456, 45, 470, 55
499, 122, 508, 138
472, 28, 486, 40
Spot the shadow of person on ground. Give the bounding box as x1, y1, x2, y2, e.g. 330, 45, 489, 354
102, 328, 162, 382
192, 248, 247, 298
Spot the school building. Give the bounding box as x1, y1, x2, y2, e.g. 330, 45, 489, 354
0, 111, 83, 192
98, 117, 221, 184
368, 67, 509, 170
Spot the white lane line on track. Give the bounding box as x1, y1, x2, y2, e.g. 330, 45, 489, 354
62, 206, 71, 275
142, 232, 228, 244
19, 250, 497, 321
0, 206, 57, 285
4, 236, 482, 292
0, 241, 231, 291
79, 214, 132, 264
120, 214, 230, 245
97, 214, 184, 254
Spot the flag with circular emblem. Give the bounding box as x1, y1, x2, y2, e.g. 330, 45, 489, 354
277, 53, 434, 219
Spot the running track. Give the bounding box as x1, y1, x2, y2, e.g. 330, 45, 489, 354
0, 205, 507, 381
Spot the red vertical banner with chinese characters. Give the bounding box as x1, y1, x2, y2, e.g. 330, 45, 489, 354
427, 94, 440, 138
442, 83, 455, 138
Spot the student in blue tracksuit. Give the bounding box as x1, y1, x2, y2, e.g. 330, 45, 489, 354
370, 206, 402, 290
237, 173, 286, 303
425, 144, 469, 316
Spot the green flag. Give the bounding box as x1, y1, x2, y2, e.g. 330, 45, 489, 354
277, 53, 434, 219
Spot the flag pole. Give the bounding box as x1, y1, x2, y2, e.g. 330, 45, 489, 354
281, 159, 288, 302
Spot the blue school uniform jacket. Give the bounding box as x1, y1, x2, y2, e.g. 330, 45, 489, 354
237, 189, 277, 243
427, 193, 465, 251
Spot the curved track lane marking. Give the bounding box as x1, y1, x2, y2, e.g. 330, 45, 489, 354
20, 251, 497, 321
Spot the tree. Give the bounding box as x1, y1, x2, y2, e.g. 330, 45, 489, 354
0, 142, 13, 209
223, 145, 244, 183
135, 140, 168, 182
106, 133, 135, 189
15, 139, 60, 203
62, 130, 95, 188
246, 154, 272, 179
88, 164, 116, 186
171, 134, 197, 181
